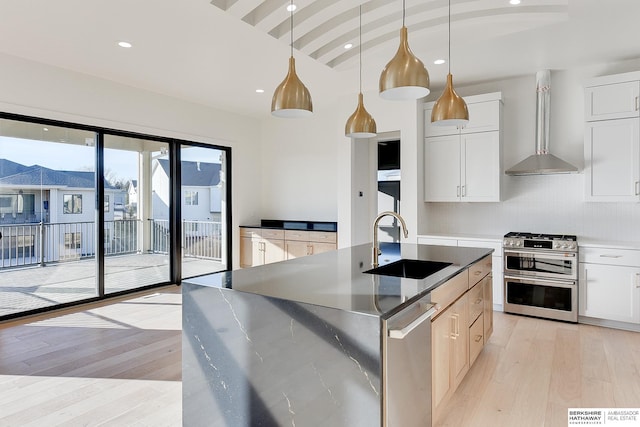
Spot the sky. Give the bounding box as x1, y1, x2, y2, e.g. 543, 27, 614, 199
0, 137, 222, 183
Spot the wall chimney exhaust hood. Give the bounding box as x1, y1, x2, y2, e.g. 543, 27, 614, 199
505, 70, 578, 175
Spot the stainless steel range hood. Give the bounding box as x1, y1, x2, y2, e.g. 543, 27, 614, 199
505, 70, 578, 175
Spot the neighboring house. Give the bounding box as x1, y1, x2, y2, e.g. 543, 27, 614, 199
0, 159, 127, 260
152, 159, 222, 222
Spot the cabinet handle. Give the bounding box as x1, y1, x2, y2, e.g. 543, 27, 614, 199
475, 298, 482, 305
636, 181, 639, 196
636, 96, 639, 111
456, 186, 460, 197
308, 244, 313, 256
635, 273, 640, 289
599, 254, 622, 258
583, 269, 588, 310
474, 335, 483, 343
450, 314, 459, 339
462, 185, 466, 197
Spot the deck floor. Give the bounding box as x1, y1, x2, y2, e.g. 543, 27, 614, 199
0, 254, 224, 317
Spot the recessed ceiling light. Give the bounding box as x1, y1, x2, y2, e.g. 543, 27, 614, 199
43, 127, 49, 131
118, 41, 133, 48
286, 4, 297, 12
509, 0, 521, 5
434, 59, 446, 65
256, 89, 265, 93
344, 43, 353, 49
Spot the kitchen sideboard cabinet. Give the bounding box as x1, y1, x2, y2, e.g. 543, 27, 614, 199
240, 223, 337, 268
424, 92, 502, 202
579, 246, 640, 327
584, 72, 640, 202
239, 228, 285, 268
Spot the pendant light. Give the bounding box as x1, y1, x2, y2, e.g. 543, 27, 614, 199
379, 0, 430, 100
271, 0, 313, 118
345, 6, 377, 139
431, 0, 469, 126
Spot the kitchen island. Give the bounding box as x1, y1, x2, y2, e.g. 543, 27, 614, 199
182, 243, 493, 427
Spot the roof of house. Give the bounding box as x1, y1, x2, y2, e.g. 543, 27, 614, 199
157, 159, 220, 187
0, 160, 116, 189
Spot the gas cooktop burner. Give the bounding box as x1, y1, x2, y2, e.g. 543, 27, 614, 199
504, 232, 577, 241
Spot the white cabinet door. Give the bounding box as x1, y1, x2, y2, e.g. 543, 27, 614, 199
584, 118, 640, 201
461, 131, 501, 202
424, 135, 461, 202
424, 108, 459, 137
462, 100, 501, 134
580, 263, 640, 324
585, 81, 640, 121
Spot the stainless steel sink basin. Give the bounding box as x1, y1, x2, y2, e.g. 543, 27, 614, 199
364, 259, 452, 280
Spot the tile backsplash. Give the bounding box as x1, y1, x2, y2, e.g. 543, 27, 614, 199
423, 173, 640, 242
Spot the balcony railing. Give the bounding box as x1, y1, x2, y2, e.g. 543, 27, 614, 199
0, 219, 223, 269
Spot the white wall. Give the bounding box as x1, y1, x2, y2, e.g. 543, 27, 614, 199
0, 52, 262, 268
420, 58, 640, 242
259, 110, 340, 222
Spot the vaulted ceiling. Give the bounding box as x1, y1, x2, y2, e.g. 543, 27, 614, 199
0, 0, 638, 118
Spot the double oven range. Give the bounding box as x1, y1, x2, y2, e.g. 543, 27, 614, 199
503, 232, 578, 323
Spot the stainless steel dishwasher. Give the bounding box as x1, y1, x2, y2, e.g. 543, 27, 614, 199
382, 295, 436, 427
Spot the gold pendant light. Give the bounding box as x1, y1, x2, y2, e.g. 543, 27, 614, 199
431, 0, 468, 126
271, 0, 313, 118
379, 0, 430, 100
345, 6, 377, 139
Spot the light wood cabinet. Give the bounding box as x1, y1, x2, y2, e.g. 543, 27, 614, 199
239, 228, 285, 268
431, 255, 493, 423
284, 230, 337, 260
240, 228, 337, 267
579, 246, 640, 325
584, 73, 640, 202
424, 93, 502, 202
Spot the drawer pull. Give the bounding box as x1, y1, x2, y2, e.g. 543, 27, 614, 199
474, 335, 483, 343
635, 273, 640, 289
599, 254, 622, 258
475, 298, 482, 305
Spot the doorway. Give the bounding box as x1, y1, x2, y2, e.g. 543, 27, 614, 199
377, 139, 401, 244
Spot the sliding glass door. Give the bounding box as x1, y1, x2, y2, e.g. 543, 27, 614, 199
103, 135, 170, 294
0, 118, 97, 317
180, 144, 228, 278
0, 113, 232, 320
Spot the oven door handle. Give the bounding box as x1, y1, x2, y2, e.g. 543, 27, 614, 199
504, 275, 577, 287
504, 250, 576, 259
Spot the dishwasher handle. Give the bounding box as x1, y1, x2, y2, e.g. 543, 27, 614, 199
389, 304, 438, 339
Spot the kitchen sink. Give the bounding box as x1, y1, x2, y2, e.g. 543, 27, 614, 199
364, 259, 452, 280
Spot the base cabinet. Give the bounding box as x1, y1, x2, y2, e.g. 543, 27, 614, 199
431, 256, 493, 424
240, 228, 337, 267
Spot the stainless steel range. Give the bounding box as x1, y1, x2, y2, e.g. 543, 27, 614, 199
503, 232, 578, 322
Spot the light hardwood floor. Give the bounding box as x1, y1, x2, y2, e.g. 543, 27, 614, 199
1, 290, 639, 427
436, 311, 640, 427
0, 286, 182, 427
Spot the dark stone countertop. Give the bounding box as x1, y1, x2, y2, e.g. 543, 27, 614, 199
183, 243, 493, 319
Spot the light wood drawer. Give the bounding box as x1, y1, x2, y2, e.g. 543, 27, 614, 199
468, 281, 484, 326
240, 228, 261, 238
580, 247, 640, 266
469, 255, 492, 287
469, 314, 484, 366
261, 229, 285, 240
308, 231, 337, 244
431, 270, 469, 317
284, 230, 310, 242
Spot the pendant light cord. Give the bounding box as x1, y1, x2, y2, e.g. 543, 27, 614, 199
448, 0, 451, 74
359, 5, 362, 93
290, 0, 294, 57
402, 0, 406, 27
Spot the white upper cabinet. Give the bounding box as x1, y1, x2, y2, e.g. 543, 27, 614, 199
584, 72, 640, 202
585, 80, 640, 121
424, 93, 501, 137
424, 92, 502, 202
